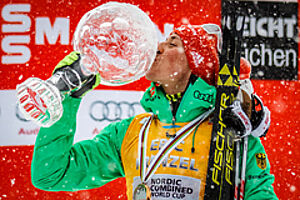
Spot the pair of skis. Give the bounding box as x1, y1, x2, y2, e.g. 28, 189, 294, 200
204, 1, 248, 200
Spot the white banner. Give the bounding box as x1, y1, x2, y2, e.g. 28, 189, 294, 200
0, 90, 145, 146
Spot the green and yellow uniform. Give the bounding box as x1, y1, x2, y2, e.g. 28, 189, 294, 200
31, 78, 278, 199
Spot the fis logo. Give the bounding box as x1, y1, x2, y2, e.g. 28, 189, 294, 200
217, 64, 239, 87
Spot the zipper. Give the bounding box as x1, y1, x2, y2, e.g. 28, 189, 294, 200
166, 84, 192, 137
166, 101, 177, 138
174, 83, 191, 122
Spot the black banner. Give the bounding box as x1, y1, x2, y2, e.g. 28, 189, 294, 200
236, 1, 298, 80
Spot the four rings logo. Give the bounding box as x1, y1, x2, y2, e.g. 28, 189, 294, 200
89, 100, 144, 122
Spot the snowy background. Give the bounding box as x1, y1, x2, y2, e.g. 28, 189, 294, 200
0, 0, 299, 199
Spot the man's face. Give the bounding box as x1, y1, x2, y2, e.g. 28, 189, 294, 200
145, 33, 190, 85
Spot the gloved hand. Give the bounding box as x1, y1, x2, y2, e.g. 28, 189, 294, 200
223, 100, 252, 137
223, 94, 271, 138
52, 51, 101, 98
224, 57, 270, 138
250, 94, 271, 137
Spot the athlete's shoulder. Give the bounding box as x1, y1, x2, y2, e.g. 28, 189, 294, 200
126, 113, 152, 134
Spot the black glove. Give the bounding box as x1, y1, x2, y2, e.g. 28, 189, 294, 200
51, 51, 101, 98
223, 100, 252, 137
223, 94, 271, 138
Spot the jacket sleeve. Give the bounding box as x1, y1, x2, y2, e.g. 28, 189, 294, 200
244, 136, 278, 200
31, 95, 133, 191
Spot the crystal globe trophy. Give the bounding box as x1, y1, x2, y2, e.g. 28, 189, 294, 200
16, 2, 158, 127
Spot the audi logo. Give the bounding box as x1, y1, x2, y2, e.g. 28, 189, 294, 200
89, 100, 143, 122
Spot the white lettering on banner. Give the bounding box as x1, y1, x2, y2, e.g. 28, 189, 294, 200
1, 35, 31, 64
1, 3, 172, 65
35, 17, 69, 45
241, 15, 297, 38
1, 3, 70, 64
244, 44, 297, 68
133, 175, 201, 200
1, 4, 31, 33
1, 4, 31, 64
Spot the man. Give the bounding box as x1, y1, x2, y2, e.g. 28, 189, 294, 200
31, 24, 278, 199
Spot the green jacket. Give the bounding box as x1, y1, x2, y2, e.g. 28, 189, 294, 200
31, 78, 278, 199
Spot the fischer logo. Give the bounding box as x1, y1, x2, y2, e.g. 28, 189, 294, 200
1, 4, 70, 64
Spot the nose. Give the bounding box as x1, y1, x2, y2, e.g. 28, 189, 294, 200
156, 41, 166, 55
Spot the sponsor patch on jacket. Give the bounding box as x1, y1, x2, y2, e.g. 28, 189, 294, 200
193, 90, 213, 103
255, 153, 267, 170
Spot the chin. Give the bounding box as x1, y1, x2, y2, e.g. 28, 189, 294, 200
145, 74, 161, 83
145, 69, 156, 80
145, 73, 153, 81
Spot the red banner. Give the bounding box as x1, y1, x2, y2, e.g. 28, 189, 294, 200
0, 0, 299, 199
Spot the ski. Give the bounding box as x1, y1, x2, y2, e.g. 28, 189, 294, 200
204, 1, 245, 199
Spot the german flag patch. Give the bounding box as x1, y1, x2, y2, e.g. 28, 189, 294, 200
255, 153, 267, 170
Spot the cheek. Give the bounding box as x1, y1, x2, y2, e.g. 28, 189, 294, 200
167, 50, 188, 70
168, 48, 186, 63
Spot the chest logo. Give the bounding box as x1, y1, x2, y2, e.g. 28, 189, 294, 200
194, 90, 213, 103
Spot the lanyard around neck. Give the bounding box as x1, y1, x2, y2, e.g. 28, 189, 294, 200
138, 108, 214, 183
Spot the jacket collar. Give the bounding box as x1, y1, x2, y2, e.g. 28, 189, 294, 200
140, 77, 216, 123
